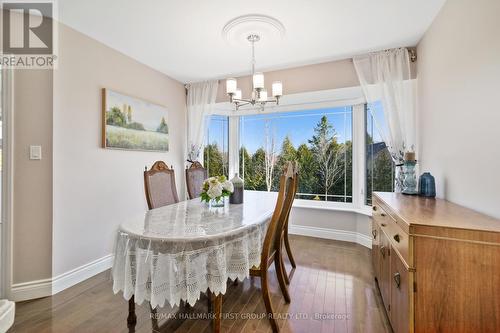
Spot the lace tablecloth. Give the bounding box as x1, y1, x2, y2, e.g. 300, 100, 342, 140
112, 191, 277, 309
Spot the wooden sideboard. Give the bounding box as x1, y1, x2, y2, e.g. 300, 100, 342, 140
371, 192, 500, 333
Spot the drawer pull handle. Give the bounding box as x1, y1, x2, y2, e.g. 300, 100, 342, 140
373, 206, 377, 211
393, 272, 401, 289
394, 234, 401, 243
380, 246, 385, 258
372, 229, 377, 239
381, 213, 387, 217
381, 223, 386, 227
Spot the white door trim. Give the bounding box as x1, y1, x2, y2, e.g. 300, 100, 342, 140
1, 68, 14, 299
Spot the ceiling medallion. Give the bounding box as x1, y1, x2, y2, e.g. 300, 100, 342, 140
222, 14, 285, 46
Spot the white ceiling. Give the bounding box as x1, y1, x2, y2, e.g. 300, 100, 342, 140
58, 0, 446, 83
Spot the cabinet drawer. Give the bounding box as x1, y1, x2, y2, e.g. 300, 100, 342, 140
390, 246, 410, 333
373, 203, 412, 268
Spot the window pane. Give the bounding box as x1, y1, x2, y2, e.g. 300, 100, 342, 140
240, 107, 353, 202
365, 102, 395, 205
204, 115, 229, 178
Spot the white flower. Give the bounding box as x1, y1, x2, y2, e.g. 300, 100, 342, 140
222, 180, 234, 193
207, 183, 223, 199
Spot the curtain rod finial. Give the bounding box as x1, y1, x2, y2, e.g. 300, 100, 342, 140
409, 49, 417, 62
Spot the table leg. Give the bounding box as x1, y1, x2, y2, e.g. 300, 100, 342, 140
150, 304, 160, 331
212, 293, 222, 333
127, 296, 137, 328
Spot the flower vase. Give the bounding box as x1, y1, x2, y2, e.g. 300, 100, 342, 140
208, 198, 225, 208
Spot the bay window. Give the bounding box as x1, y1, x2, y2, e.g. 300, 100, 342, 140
205, 87, 394, 209
239, 107, 353, 202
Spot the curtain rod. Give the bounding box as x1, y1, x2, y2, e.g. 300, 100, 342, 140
184, 79, 220, 90
349, 47, 417, 62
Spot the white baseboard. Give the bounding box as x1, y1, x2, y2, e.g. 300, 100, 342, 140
10, 278, 52, 302
10, 254, 113, 302
52, 254, 113, 295
289, 225, 372, 249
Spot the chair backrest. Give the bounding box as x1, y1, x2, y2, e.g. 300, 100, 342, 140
260, 161, 299, 266
185, 161, 207, 199
144, 161, 179, 209
283, 163, 299, 227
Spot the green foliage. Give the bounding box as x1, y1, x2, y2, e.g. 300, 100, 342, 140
308, 115, 344, 198
250, 148, 267, 191
296, 143, 318, 197
204, 143, 227, 177
126, 122, 145, 131
366, 146, 394, 204
273, 136, 297, 191
106, 107, 127, 127
199, 176, 231, 203
157, 117, 168, 134
106, 105, 147, 132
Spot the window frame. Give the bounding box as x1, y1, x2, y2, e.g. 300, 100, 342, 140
211, 86, 376, 212
204, 115, 230, 178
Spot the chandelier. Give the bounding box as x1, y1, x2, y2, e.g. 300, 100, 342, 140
226, 34, 283, 110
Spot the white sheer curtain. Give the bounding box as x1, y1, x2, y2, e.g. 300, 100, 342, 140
186, 81, 218, 162
353, 48, 416, 191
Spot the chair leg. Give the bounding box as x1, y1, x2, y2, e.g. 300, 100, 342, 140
284, 226, 296, 268
207, 291, 212, 313
275, 254, 291, 303
212, 292, 222, 333
261, 271, 279, 333
280, 253, 290, 285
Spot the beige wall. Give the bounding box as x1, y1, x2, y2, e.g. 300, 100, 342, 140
12, 70, 54, 283
52, 24, 187, 276
417, 0, 500, 218
215, 59, 359, 103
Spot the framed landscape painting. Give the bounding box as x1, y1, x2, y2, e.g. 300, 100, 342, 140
102, 88, 169, 152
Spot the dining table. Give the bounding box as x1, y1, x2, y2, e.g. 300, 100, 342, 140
112, 190, 278, 332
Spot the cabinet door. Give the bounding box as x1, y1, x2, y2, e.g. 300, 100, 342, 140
371, 222, 380, 279
390, 248, 409, 333
379, 230, 391, 315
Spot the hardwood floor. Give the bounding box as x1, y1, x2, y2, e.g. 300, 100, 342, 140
9, 235, 391, 333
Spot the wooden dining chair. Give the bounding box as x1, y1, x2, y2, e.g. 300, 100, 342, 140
282, 172, 299, 284
250, 161, 298, 333
144, 161, 180, 209
185, 161, 207, 199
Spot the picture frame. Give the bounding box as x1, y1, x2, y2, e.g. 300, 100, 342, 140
101, 88, 169, 152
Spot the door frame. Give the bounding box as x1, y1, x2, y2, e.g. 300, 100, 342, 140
1, 68, 14, 298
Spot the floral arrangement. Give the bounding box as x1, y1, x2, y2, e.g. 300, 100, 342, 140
200, 176, 234, 203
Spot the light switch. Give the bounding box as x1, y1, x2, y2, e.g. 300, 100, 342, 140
30, 145, 42, 160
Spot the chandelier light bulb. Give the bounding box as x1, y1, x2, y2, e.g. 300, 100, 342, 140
253, 72, 265, 89
259, 90, 268, 102
226, 78, 237, 94
272, 81, 283, 97
234, 89, 242, 100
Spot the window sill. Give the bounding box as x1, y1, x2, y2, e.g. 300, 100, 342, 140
292, 201, 373, 216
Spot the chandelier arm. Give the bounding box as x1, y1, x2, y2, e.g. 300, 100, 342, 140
233, 99, 252, 105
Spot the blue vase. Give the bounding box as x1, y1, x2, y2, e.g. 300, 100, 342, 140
419, 172, 436, 197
